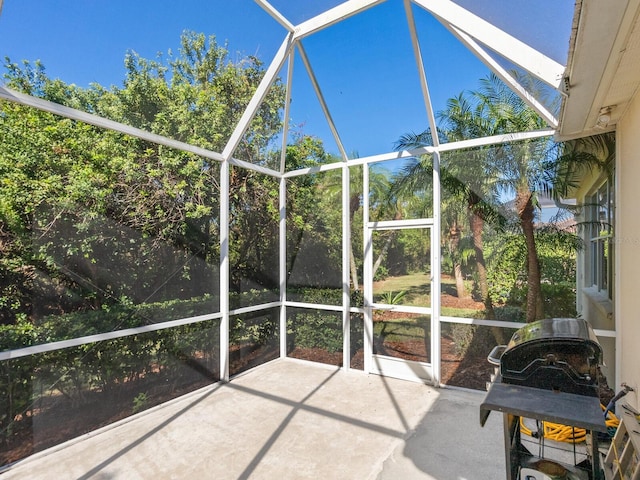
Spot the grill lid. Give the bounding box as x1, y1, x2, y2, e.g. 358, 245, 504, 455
506, 317, 601, 353
489, 318, 603, 396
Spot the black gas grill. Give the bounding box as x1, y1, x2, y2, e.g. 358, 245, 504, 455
488, 317, 602, 396
481, 318, 607, 480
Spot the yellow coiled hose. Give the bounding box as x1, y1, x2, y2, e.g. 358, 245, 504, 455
519, 404, 620, 443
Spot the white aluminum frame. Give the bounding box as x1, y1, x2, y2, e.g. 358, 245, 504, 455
365, 218, 434, 383
220, 158, 230, 381
297, 42, 349, 161
405, 0, 441, 384
0, 0, 614, 392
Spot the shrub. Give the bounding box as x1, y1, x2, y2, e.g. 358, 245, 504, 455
0, 320, 37, 445
373, 265, 389, 282
448, 323, 477, 356
132, 392, 148, 414
378, 290, 406, 305
288, 309, 343, 353
493, 305, 526, 322
542, 282, 577, 318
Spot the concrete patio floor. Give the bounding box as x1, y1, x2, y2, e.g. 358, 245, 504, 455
0, 359, 505, 479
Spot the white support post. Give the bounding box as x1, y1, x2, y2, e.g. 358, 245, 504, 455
279, 177, 288, 358
342, 162, 351, 370
405, 0, 441, 385
431, 152, 442, 386
219, 160, 230, 382
363, 164, 373, 373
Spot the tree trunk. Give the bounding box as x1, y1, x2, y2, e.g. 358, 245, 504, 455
516, 190, 544, 322
468, 206, 503, 344
350, 194, 360, 290
373, 231, 395, 280
350, 242, 359, 291
468, 211, 495, 319
448, 221, 467, 299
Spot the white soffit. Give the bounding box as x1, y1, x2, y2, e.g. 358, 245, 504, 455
558, 0, 640, 139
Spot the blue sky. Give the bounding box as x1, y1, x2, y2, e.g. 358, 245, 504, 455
0, 0, 574, 158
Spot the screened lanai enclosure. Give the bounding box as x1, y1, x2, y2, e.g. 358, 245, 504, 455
0, 0, 615, 467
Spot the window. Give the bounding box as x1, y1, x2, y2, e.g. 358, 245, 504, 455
587, 176, 614, 299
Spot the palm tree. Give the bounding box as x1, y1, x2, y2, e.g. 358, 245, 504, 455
395, 72, 609, 323
465, 74, 610, 322
467, 74, 549, 321
394, 106, 504, 318
388, 151, 469, 300
441, 95, 509, 318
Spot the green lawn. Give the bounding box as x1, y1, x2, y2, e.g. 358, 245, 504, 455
373, 317, 429, 342
373, 273, 483, 318
373, 272, 430, 306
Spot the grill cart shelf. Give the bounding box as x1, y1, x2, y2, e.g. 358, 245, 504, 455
481, 377, 607, 479
481, 318, 607, 480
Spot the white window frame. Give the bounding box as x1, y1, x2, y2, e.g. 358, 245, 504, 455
587, 176, 615, 300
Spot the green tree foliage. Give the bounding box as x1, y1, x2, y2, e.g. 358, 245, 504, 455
0, 32, 286, 324
229, 164, 280, 294
0, 34, 293, 448
284, 136, 345, 294
486, 227, 580, 319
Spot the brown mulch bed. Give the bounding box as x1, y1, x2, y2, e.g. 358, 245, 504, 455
0, 343, 279, 466
289, 336, 494, 391
2, 289, 617, 468
441, 293, 486, 310
2, 336, 492, 466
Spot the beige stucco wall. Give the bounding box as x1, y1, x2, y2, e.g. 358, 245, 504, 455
579, 287, 615, 384
615, 89, 640, 410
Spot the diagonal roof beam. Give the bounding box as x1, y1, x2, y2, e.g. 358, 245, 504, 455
222, 33, 294, 161
0, 86, 284, 178
449, 25, 559, 128
412, 0, 564, 89
279, 50, 295, 174
297, 42, 349, 161
404, 0, 439, 147
294, 0, 387, 40
254, 0, 295, 33
0, 86, 226, 163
